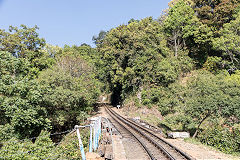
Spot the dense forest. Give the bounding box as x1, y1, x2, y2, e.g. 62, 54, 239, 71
0, 0, 240, 158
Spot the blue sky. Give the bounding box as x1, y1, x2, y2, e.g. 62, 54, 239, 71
0, 0, 170, 47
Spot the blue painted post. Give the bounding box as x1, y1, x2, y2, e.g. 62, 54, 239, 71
92, 117, 102, 151
96, 118, 98, 148
99, 117, 101, 135
76, 126, 86, 160
96, 118, 99, 149
96, 131, 98, 148
93, 121, 97, 151
97, 117, 101, 148
89, 124, 93, 152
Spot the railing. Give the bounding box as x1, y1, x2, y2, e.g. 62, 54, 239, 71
0, 117, 103, 160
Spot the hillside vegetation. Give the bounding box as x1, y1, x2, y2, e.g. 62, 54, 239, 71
0, 0, 240, 158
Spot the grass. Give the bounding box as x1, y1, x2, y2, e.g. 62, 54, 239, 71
184, 138, 240, 158
123, 108, 161, 127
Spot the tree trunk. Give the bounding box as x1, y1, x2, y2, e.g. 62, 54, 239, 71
137, 86, 143, 104
183, 39, 186, 48
174, 33, 178, 57
193, 113, 210, 138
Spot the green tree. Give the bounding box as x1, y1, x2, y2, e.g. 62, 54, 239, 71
0, 25, 45, 57
98, 17, 171, 103
0, 25, 54, 75
159, 70, 240, 139
128, 18, 139, 24
92, 30, 107, 45
184, 71, 227, 137
212, 10, 240, 70
0, 51, 50, 139
38, 46, 102, 132
193, 0, 240, 28
163, 0, 200, 57
190, 0, 240, 66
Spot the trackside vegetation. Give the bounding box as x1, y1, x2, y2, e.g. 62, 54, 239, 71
0, 0, 240, 158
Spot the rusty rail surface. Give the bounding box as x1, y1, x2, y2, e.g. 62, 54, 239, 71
105, 105, 193, 160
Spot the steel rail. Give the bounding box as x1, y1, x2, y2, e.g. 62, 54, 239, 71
108, 106, 193, 160
105, 106, 156, 160
106, 106, 176, 160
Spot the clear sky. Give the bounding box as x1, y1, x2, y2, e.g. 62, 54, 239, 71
0, 0, 170, 47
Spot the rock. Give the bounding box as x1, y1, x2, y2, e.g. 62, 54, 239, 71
168, 132, 190, 139
132, 117, 140, 122
145, 125, 150, 128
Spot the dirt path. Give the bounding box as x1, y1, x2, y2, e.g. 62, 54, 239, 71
165, 139, 237, 160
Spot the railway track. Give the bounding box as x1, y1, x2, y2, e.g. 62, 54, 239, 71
105, 105, 193, 160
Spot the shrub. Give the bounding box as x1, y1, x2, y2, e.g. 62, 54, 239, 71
199, 126, 240, 153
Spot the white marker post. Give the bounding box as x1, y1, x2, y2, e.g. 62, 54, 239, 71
75, 126, 86, 160
91, 117, 102, 151
97, 117, 101, 148
93, 121, 97, 151
89, 124, 93, 152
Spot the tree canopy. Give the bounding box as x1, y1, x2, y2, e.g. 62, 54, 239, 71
1, 0, 240, 157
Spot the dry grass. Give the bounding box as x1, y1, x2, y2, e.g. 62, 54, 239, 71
120, 103, 163, 126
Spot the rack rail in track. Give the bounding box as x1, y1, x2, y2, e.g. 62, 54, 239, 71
105, 105, 193, 160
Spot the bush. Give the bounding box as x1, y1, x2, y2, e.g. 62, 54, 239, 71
0, 128, 91, 160
203, 56, 222, 73
199, 126, 240, 153
0, 51, 50, 139
0, 131, 55, 160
